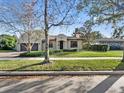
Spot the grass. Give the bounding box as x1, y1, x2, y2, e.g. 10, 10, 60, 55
0, 60, 124, 71
51, 50, 123, 57
19, 50, 123, 57
0, 50, 15, 52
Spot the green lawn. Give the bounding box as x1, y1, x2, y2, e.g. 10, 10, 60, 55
0, 60, 124, 71
0, 50, 15, 52
51, 50, 123, 57
19, 50, 123, 57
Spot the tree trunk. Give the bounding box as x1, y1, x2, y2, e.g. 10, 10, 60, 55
27, 33, 31, 53
26, 43, 31, 53
122, 47, 124, 62
44, 29, 49, 62
87, 34, 90, 50
43, 0, 50, 63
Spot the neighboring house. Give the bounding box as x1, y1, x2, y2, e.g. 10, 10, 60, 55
94, 38, 124, 50
16, 32, 83, 51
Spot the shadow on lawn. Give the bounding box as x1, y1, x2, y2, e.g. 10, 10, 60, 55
11, 62, 41, 71
11, 61, 54, 71
114, 61, 124, 70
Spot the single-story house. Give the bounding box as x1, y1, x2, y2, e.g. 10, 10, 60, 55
16, 31, 83, 51
94, 38, 124, 50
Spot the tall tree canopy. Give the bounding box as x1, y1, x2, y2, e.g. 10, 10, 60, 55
0, 34, 16, 50
81, 0, 124, 23
78, 0, 124, 61
0, 0, 80, 63
78, 0, 124, 37
73, 20, 103, 50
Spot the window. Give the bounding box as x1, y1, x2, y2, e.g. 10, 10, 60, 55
70, 41, 77, 48
49, 41, 53, 48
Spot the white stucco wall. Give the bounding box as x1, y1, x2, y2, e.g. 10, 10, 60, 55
17, 33, 83, 51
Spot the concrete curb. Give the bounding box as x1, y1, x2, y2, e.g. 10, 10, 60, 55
0, 71, 124, 76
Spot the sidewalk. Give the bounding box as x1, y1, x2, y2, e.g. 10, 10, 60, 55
0, 57, 122, 60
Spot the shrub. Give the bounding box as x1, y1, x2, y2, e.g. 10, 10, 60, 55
20, 51, 44, 57
90, 44, 110, 52
19, 50, 63, 57
0, 34, 16, 50
82, 43, 91, 50
49, 50, 63, 54
110, 45, 123, 50
63, 49, 77, 52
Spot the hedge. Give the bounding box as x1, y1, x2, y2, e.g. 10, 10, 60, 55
49, 50, 63, 54
19, 50, 62, 57
63, 49, 77, 52
19, 51, 44, 57
90, 44, 110, 52
110, 45, 123, 50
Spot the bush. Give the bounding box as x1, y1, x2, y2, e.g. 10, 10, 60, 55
20, 51, 44, 57
49, 50, 63, 54
90, 44, 110, 52
19, 50, 63, 57
0, 34, 16, 50
110, 45, 123, 50
63, 49, 77, 52
82, 43, 90, 50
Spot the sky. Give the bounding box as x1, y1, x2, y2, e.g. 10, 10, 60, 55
0, 0, 113, 38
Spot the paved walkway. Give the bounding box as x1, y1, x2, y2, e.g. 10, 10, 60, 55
0, 52, 23, 58
0, 57, 122, 60
0, 75, 124, 93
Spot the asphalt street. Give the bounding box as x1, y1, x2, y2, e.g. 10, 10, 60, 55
0, 75, 124, 93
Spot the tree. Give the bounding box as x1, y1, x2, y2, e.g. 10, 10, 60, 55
73, 20, 103, 50
0, 34, 16, 50
78, 0, 124, 62
42, 0, 78, 63
112, 26, 124, 39
0, 0, 79, 63
81, 0, 124, 22
0, 0, 40, 53
19, 30, 45, 52
92, 31, 104, 39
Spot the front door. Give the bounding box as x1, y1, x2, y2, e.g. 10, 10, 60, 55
60, 41, 63, 49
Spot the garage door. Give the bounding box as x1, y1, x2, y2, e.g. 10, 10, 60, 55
20, 43, 38, 51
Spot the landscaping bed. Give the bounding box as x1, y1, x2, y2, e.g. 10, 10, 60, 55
0, 60, 124, 71
19, 50, 123, 57
19, 50, 62, 57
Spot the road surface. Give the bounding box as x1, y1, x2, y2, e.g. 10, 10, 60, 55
0, 75, 124, 93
